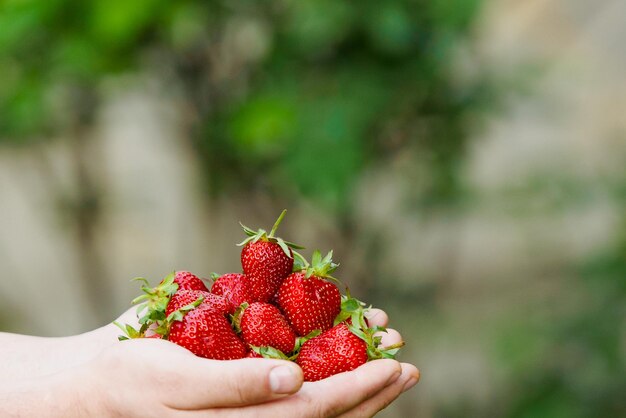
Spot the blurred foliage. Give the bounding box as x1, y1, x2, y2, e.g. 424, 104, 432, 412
193, 0, 493, 211
0, 0, 496, 213
501, 220, 626, 418
1, 1, 624, 417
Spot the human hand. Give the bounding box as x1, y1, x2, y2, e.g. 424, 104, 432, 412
231, 308, 419, 418
65, 307, 417, 417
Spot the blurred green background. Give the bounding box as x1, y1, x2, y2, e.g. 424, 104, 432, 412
1, 0, 625, 416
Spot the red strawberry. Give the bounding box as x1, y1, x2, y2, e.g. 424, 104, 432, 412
236, 302, 297, 354
168, 271, 208, 292
296, 323, 368, 381
211, 273, 255, 307
131, 273, 226, 332
277, 251, 341, 336
238, 210, 303, 302
168, 305, 248, 360
166, 290, 234, 316
295, 293, 405, 381
242, 242, 292, 301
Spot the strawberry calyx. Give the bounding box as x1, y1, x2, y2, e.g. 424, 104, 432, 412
251, 329, 320, 360
113, 321, 149, 341
237, 209, 304, 259
154, 295, 206, 339
250, 345, 292, 360
230, 302, 249, 333
114, 294, 205, 341
123, 272, 209, 340
250, 345, 291, 360
334, 291, 404, 360
293, 329, 322, 352
296, 250, 341, 284
131, 272, 179, 326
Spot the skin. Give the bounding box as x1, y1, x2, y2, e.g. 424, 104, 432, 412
0, 308, 419, 417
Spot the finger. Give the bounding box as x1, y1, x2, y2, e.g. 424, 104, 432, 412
248, 359, 402, 418
163, 356, 303, 409
292, 360, 402, 417
197, 360, 402, 418
337, 363, 420, 418
377, 327, 403, 348
364, 308, 389, 327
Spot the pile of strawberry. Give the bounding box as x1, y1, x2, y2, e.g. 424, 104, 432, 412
117, 210, 403, 381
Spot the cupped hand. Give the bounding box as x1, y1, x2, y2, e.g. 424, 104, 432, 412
71, 307, 418, 417
72, 337, 302, 416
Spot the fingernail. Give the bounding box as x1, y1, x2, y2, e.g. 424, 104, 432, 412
364, 310, 378, 320
269, 366, 299, 394
402, 377, 418, 393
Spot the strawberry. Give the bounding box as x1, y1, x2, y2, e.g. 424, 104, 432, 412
238, 210, 304, 302
129, 272, 226, 337
132, 271, 207, 324
168, 271, 208, 292
277, 250, 341, 336
296, 294, 404, 381
168, 305, 248, 360
234, 302, 297, 354
165, 290, 233, 316
296, 323, 368, 381
210, 273, 255, 308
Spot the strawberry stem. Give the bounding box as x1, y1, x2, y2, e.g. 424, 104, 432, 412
269, 209, 287, 238
292, 250, 308, 271
383, 341, 406, 350
237, 210, 303, 258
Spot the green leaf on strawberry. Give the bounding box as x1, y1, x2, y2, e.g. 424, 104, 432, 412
293, 329, 322, 352
113, 321, 149, 341
335, 290, 405, 361
237, 210, 304, 256
250, 345, 291, 360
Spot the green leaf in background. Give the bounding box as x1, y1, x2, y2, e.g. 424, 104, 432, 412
230, 95, 297, 159
0, 76, 48, 138
88, 0, 163, 49
365, 2, 414, 55
285, 0, 353, 54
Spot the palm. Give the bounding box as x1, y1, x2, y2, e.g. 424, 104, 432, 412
88, 307, 418, 417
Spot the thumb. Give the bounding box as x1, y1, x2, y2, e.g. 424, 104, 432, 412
165, 357, 304, 409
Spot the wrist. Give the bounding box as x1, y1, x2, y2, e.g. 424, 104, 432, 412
0, 368, 94, 417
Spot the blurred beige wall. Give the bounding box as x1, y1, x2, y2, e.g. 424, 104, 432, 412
395, 1, 626, 415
